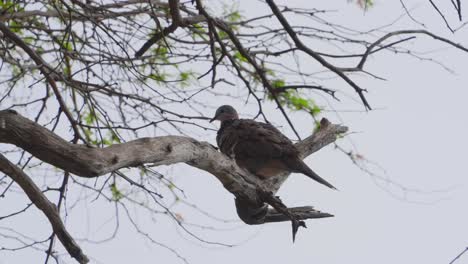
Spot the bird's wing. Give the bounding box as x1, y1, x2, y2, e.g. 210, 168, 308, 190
218, 120, 296, 176
232, 119, 297, 159
217, 119, 335, 187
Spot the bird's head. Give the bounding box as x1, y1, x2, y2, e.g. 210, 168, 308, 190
210, 105, 239, 123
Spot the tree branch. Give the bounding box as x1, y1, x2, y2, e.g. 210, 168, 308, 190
0, 21, 83, 142
0, 109, 347, 242
135, 0, 205, 57
265, 0, 371, 110
450, 246, 468, 264
194, 0, 303, 140
357, 30, 468, 70
0, 153, 89, 264
266, 118, 348, 192
232, 119, 347, 226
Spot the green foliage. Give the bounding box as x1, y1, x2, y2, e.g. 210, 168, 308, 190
190, 24, 208, 41
145, 44, 173, 84
289, 96, 310, 110
222, 2, 243, 24
217, 30, 228, 40
84, 130, 121, 146
272, 79, 285, 89
81, 111, 121, 146
226, 11, 243, 23
83, 128, 93, 143
149, 72, 168, 83
23, 36, 35, 44
152, 45, 169, 63
1, 1, 25, 34
8, 20, 22, 33
311, 105, 322, 116
213, 3, 243, 38
110, 131, 121, 144
146, 41, 199, 88
264, 68, 276, 77
285, 92, 321, 115
11, 65, 22, 77
268, 79, 322, 117
354, 0, 374, 9
139, 167, 147, 177
83, 111, 97, 125
313, 120, 321, 132
63, 63, 71, 76
63, 41, 73, 52
180, 71, 191, 81
179, 71, 195, 87
37, 46, 44, 55
0, 0, 24, 13
192, 23, 206, 33
110, 183, 123, 201
234, 51, 248, 63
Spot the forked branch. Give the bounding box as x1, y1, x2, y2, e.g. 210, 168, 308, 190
0, 109, 347, 257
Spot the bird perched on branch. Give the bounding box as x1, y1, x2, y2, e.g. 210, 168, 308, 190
210, 105, 336, 189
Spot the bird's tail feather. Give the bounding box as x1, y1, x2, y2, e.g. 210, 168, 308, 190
291, 160, 336, 190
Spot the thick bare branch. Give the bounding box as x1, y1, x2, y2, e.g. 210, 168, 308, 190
0, 154, 89, 264
0, 109, 347, 224
0, 110, 345, 181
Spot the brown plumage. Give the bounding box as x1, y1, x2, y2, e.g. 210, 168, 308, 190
210, 105, 336, 189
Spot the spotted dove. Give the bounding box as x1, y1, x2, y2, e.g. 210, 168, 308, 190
210, 105, 336, 189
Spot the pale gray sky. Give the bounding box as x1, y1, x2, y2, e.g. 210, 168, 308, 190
1, 0, 468, 264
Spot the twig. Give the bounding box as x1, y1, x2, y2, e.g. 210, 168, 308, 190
449, 247, 468, 264
265, 0, 371, 110
135, 0, 191, 57
0, 21, 84, 142
428, 0, 455, 33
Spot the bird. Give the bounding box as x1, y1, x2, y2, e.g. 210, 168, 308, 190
210, 105, 336, 189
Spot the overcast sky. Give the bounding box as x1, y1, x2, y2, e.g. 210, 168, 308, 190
1, 0, 468, 264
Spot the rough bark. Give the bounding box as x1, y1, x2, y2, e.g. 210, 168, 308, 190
0, 154, 89, 264
0, 109, 347, 198
0, 109, 348, 257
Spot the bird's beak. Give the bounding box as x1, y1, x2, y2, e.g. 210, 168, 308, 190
209, 115, 218, 123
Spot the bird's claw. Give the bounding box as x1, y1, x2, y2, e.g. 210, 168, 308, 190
292, 219, 307, 242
